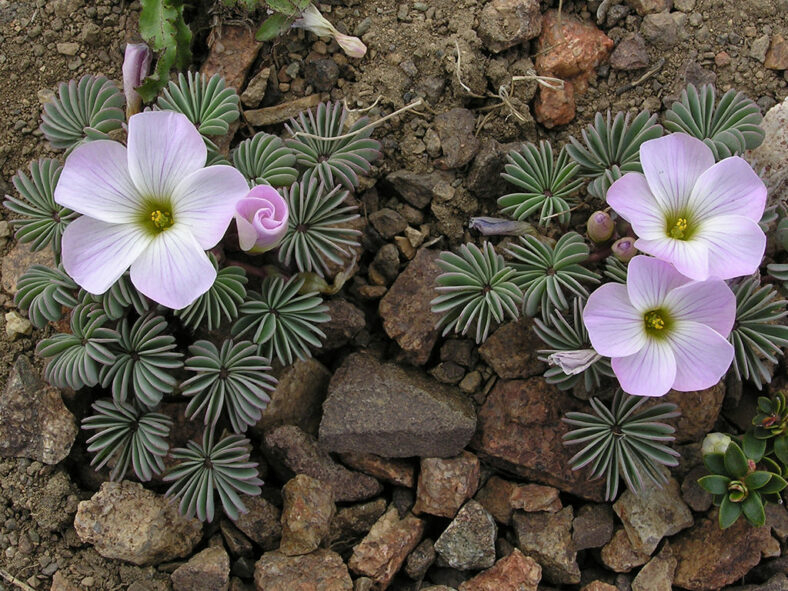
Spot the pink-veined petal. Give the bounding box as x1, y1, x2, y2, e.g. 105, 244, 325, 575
583, 283, 647, 357
688, 156, 767, 223
662, 280, 736, 336
640, 134, 715, 214
635, 236, 710, 281
54, 140, 142, 223
170, 165, 250, 249
694, 214, 766, 280
606, 173, 666, 240
61, 216, 151, 294
129, 224, 216, 310
668, 321, 734, 392
612, 339, 677, 397
127, 111, 206, 199
626, 255, 691, 312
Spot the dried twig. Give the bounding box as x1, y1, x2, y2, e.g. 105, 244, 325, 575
0, 570, 37, 591
615, 58, 665, 95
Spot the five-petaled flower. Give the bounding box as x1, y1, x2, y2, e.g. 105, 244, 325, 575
583, 255, 736, 397
55, 110, 250, 309
606, 133, 767, 281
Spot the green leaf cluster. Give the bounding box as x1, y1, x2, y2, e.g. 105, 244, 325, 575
15, 264, 78, 329
157, 72, 240, 136
137, 0, 193, 102
175, 255, 248, 330
256, 0, 310, 41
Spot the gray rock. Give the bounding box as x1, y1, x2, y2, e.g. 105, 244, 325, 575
572, 504, 615, 551
751, 35, 771, 63
631, 543, 676, 591
0, 356, 77, 465
74, 481, 202, 566
625, 0, 672, 15
434, 108, 480, 169
613, 477, 693, 555
600, 528, 651, 573
725, 574, 788, 591
749, 97, 787, 204
321, 299, 366, 351
325, 498, 388, 554
610, 34, 650, 70
280, 474, 335, 556
466, 138, 521, 200
370, 243, 401, 285
370, 208, 408, 239
385, 170, 453, 209
405, 538, 436, 580
172, 546, 230, 591
319, 353, 476, 458
478, 318, 546, 379
265, 425, 382, 502
477, 0, 542, 53
680, 465, 712, 512
513, 507, 580, 585
641, 13, 680, 49
233, 495, 282, 550
254, 549, 353, 591
241, 66, 271, 107
766, 502, 788, 543
304, 58, 339, 92
435, 500, 497, 571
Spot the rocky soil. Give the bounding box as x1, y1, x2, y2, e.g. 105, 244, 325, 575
1, 0, 787, 590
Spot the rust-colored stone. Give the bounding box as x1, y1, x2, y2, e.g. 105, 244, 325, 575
534, 82, 576, 128
339, 453, 416, 488
280, 474, 335, 556
245, 94, 323, 127
413, 452, 481, 518
458, 548, 542, 591
765, 34, 788, 70
600, 528, 650, 573
254, 549, 352, 591
200, 24, 261, 92
478, 317, 546, 379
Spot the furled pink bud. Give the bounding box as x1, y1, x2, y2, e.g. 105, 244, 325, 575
122, 43, 152, 118
586, 210, 614, 243
612, 237, 637, 262
292, 4, 367, 59
235, 185, 289, 254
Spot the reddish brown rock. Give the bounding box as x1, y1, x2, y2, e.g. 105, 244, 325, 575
672, 513, 773, 590
511, 484, 561, 513
475, 476, 560, 525
233, 495, 282, 551
513, 507, 579, 584
348, 506, 426, 589
321, 299, 366, 351
280, 474, 335, 556
581, 583, 618, 591
325, 498, 388, 555
339, 453, 416, 488
534, 82, 576, 128
254, 549, 352, 591
632, 542, 676, 591
610, 34, 650, 70
458, 548, 542, 591
478, 318, 546, 379
472, 378, 605, 500
413, 452, 481, 518
200, 24, 261, 91
648, 382, 725, 443
379, 248, 443, 364
572, 503, 615, 550
171, 547, 230, 591
1, 241, 56, 295
600, 528, 650, 573
405, 538, 436, 580
477, 0, 542, 53
765, 34, 788, 70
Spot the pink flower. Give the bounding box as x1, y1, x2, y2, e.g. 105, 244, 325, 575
235, 185, 289, 254
122, 43, 152, 118
606, 133, 767, 281
292, 4, 367, 59
583, 255, 735, 397
55, 111, 249, 309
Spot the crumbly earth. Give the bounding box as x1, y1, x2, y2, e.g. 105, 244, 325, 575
0, 0, 786, 589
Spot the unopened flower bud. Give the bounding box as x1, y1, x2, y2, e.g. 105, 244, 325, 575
586, 211, 614, 243
293, 4, 367, 59
702, 432, 731, 456
612, 237, 637, 262
122, 43, 152, 118
235, 185, 289, 254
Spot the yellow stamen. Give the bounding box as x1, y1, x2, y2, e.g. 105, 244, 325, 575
670, 217, 688, 239
150, 209, 173, 230
644, 310, 665, 331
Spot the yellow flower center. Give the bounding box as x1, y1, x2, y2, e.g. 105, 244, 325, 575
644, 310, 665, 331
150, 209, 174, 231
669, 217, 689, 240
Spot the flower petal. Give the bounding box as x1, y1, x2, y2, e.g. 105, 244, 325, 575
688, 156, 767, 223
55, 140, 142, 223
612, 339, 677, 397
669, 321, 734, 392
626, 255, 691, 312
171, 165, 250, 249
694, 214, 766, 280
127, 111, 206, 198
663, 280, 736, 336
640, 134, 715, 214
583, 283, 647, 357
635, 236, 710, 281
606, 173, 666, 240
61, 216, 151, 294
129, 224, 216, 309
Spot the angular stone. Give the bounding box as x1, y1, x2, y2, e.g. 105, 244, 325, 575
370, 208, 408, 239
748, 97, 787, 200
511, 484, 561, 513
385, 170, 454, 209
200, 24, 261, 92
572, 503, 615, 551
413, 452, 481, 519
220, 520, 253, 558
475, 476, 560, 525
233, 495, 282, 550
458, 549, 541, 591
319, 353, 476, 458
240, 66, 271, 108
405, 538, 436, 580
379, 248, 443, 365
582, 583, 618, 591
534, 82, 576, 128
653, 382, 725, 443
766, 502, 788, 543
254, 549, 352, 591
74, 481, 202, 566
280, 474, 335, 556
600, 529, 650, 573
478, 318, 546, 379
339, 453, 416, 488
613, 477, 693, 555
1, 241, 56, 295
632, 543, 676, 591
477, 0, 542, 53
0, 355, 77, 465
253, 358, 330, 436
434, 108, 480, 169
472, 378, 605, 500
512, 507, 580, 585
672, 513, 773, 590
625, 0, 672, 15
245, 95, 322, 127
466, 138, 519, 200
641, 13, 680, 49
265, 425, 382, 502
610, 34, 650, 70
765, 34, 788, 70
172, 547, 230, 591
321, 299, 366, 351
349, 506, 426, 589
681, 465, 712, 512
434, 500, 497, 571
325, 498, 388, 554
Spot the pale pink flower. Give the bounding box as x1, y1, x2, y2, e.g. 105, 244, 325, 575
235, 185, 289, 254
606, 133, 767, 281
122, 43, 152, 118
583, 255, 736, 397
292, 4, 367, 59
